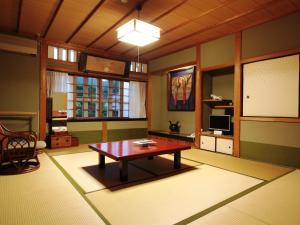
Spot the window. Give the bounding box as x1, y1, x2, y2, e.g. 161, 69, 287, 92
67, 75, 140, 119
67, 76, 99, 118
48, 45, 78, 62
130, 61, 147, 73
68, 50, 77, 62
48, 46, 58, 60
102, 80, 121, 118
59, 48, 67, 61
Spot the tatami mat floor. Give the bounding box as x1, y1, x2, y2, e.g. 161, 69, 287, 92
1, 144, 298, 225
189, 170, 300, 225
0, 153, 106, 225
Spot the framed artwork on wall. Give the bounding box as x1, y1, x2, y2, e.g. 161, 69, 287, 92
168, 66, 195, 111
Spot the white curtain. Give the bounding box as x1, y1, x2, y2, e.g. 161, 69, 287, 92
129, 81, 146, 118
47, 71, 69, 97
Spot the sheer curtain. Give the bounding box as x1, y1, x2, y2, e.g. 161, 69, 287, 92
46, 71, 69, 97
129, 81, 146, 118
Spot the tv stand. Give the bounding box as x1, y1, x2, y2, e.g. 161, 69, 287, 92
200, 131, 233, 155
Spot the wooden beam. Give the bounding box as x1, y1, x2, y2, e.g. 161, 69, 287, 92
145, 5, 299, 61
233, 32, 241, 157
162, 2, 231, 36
121, 0, 229, 55
241, 48, 300, 64
46, 39, 135, 62
16, 0, 23, 33
98, 79, 102, 118
147, 71, 152, 130
39, 39, 47, 140
42, 0, 64, 37
240, 117, 300, 123
138, 0, 280, 59
0, 112, 37, 117
201, 63, 234, 72
66, 0, 106, 43
106, 0, 188, 52
102, 121, 107, 142
0, 30, 36, 40
194, 45, 201, 148
149, 61, 196, 74
120, 81, 124, 117
72, 76, 77, 118
87, 0, 149, 48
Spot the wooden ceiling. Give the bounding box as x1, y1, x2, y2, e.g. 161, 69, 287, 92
0, 0, 299, 61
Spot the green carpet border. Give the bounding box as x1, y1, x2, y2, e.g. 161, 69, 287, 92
46, 153, 112, 225
45, 147, 295, 225
180, 150, 293, 182
175, 168, 296, 224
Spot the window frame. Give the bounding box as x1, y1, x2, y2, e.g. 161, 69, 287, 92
48, 45, 78, 63
67, 74, 147, 121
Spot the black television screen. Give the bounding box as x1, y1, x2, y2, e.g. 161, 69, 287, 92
209, 115, 231, 131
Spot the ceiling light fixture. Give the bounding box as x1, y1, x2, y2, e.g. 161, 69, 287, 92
116, 4, 160, 47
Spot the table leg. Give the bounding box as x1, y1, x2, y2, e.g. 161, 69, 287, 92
119, 160, 128, 182
98, 154, 105, 168
174, 151, 181, 169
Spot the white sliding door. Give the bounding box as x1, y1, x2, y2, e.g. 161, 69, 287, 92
243, 54, 299, 117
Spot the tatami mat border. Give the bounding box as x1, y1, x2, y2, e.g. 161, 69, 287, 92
45, 148, 296, 225
176, 168, 296, 224
47, 154, 112, 225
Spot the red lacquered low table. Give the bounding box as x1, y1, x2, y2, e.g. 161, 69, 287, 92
88, 138, 191, 181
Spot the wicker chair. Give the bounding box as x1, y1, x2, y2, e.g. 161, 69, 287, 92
0, 123, 40, 174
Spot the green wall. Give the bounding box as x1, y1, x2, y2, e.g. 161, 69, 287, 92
151, 74, 164, 131
149, 12, 300, 167
149, 35, 234, 134
0, 51, 39, 132
149, 47, 196, 73
150, 74, 195, 134
67, 120, 148, 144
149, 47, 197, 134
201, 34, 235, 67
240, 121, 300, 167
242, 11, 300, 59
240, 11, 300, 167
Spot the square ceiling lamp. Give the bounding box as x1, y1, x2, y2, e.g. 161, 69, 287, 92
117, 19, 160, 47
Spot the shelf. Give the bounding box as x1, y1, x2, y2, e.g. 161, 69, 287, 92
148, 130, 194, 142
214, 105, 234, 109
202, 98, 232, 103
0, 111, 37, 117
201, 131, 233, 139
202, 99, 233, 107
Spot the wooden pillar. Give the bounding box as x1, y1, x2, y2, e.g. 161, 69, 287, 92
102, 121, 108, 142
233, 32, 242, 157
39, 39, 47, 140
120, 81, 124, 117
147, 72, 152, 130
194, 44, 202, 148
98, 79, 102, 117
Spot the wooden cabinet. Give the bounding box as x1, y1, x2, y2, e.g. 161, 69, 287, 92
200, 135, 215, 152
216, 138, 233, 155
201, 134, 233, 155
50, 135, 71, 148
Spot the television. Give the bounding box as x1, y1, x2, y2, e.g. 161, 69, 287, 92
209, 115, 231, 133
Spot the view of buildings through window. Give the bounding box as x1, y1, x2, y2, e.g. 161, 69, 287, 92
67, 76, 130, 119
